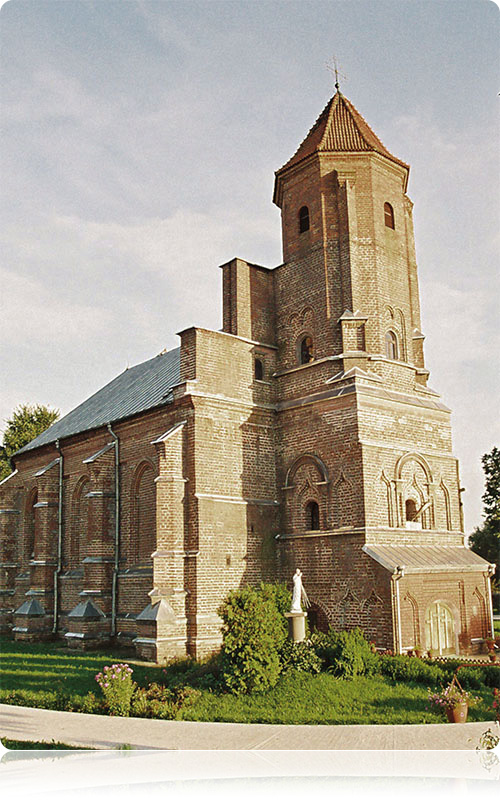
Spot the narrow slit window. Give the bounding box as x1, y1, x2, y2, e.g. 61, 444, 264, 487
306, 500, 320, 531
384, 202, 395, 229
254, 358, 264, 380
299, 205, 310, 233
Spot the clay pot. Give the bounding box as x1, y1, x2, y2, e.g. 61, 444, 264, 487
446, 703, 468, 723
415, 649, 423, 659
488, 652, 497, 663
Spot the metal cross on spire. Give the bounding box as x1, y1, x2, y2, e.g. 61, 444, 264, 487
326, 56, 347, 92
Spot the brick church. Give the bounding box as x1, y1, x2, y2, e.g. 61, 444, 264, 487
0, 89, 494, 662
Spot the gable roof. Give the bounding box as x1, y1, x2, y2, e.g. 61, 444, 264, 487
276, 91, 409, 176
16, 347, 181, 455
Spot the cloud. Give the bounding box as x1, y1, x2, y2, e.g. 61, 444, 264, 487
0, 266, 111, 347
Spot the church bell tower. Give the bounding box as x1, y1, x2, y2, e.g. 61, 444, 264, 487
271, 88, 493, 654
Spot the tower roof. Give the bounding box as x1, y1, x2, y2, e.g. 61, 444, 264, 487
275, 91, 409, 178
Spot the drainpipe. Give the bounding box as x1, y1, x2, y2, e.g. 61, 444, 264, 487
391, 566, 405, 654
487, 564, 496, 639
107, 423, 120, 638
53, 440, 63, 634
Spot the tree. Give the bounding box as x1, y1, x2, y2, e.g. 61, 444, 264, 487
481, 447, 500, 524
469, 447, 500, 578
0, 404, 60, 481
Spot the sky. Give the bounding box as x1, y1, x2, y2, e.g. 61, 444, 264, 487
0, 0, 498, 532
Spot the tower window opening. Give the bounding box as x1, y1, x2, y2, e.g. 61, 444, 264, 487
300, 336, 314, 365
384, 202, 395, 229
385, 330, 398, 360
405, 498, 418, 522
306, 500, 320, 531
254, 358, 264, 380
299, 206, 310, 233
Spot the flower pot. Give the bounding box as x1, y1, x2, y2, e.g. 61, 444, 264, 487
415, 649, 423, 659
488, 652, 497, 663
446, 703, 468, 723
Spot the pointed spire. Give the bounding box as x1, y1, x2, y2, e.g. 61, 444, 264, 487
276, 92, 409, 176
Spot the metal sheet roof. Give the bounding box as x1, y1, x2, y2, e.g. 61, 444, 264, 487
363, 544, 491, 574
16, 348, 181, 455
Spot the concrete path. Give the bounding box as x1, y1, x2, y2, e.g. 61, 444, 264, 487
0, 704, 495, 750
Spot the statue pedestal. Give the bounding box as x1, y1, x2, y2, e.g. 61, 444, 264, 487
285, 611, 306, 642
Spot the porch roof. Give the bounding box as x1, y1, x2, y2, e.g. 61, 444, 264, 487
362, 544, 492, 574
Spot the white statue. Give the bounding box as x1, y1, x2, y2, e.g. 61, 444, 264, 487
290, 568, 310, 613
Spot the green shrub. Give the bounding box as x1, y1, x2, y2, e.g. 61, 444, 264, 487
380, 655, 443, 685
0, 688, 60, 709
80, 691, 105, 714
218, 584, 288, 694
259, 582, 292, 626
280, 639, 322, 675
430, 658, 499, 688
455, 667, 484, 691
313, 628, 380, 679
162, 652, 223, 691
458, 663, 499, 689
130, 682, 201, 719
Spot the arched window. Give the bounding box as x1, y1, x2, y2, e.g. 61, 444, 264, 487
254, 358, 264, 381
25, 489, 37, 562
384, 202, 395, 229
298, 206, 310, 233
385, 330, 398, 360
306, 500, 320, 531
300, 336, 314, 364
405, 498, 418, 522
133, 464, 156, 564
67, 478, 89, 569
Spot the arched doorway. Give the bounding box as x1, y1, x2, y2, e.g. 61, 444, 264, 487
424, 601, 456, 655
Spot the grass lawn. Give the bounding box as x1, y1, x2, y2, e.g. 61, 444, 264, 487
494, 619, 500, 636
1, 739, 94, 750
0, 636, 165, 698
181, 671, 494, 725
0, 637, 496, 726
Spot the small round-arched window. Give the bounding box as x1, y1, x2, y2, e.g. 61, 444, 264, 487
299, 206, 310, 233
300, 336, 314, 365
254, 358, 264, 381
384, 202, 395, 229
385, 330, 398, 360
405, 499, 418, 522
306, 500, 320, 531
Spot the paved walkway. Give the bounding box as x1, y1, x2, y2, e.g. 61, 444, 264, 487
0, 704, 496, 750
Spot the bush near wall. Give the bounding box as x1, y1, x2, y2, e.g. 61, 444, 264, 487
312, 627, 380, 678
218, 583, 290, 694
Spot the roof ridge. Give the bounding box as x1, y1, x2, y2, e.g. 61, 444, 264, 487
340, 95, 405, 163
15, 346, 181, 455
318, 91, 340, 150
